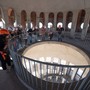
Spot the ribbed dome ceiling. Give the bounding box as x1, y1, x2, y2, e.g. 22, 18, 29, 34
0, 0, 90, 12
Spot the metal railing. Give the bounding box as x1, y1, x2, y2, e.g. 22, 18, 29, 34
8, 31, 90, 90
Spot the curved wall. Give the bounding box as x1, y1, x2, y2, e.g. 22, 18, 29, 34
23, 41, 90, 65
0, 0, 90, 12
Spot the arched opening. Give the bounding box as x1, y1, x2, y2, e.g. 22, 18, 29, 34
57, 12, 63, 28
76, 10, 86, 32
8, 8, 15, 26
39, 12, 45, 28
48, 12, 54, 29
21, 10, 27, 29
65, 11, 73, 31
31, 11, 36, 28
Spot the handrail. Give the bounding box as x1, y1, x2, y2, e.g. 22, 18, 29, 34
8, 31, 90, 90
21, 55, 90, 68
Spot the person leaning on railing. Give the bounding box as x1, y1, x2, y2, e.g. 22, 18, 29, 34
27, 28, 33, 44
40, 26, 46, 40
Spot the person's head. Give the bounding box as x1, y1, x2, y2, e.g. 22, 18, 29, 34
58, 25, 61, 28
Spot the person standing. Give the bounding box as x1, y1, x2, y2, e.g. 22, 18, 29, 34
41, 26, 46, 40
27, 28, 32, 44
0, 29, 11, 71
48, 26, 53, 40
0, 36, 11, 71
57, 25, 64, 41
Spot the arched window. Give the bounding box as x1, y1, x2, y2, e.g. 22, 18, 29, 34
66, 11, 73, 31
8, 8, 15, 26
76, 10, 86, 32
39, 12, 45, 27
57, 12, 63, 27
48, 13, 54, 27
31, 11, 36, 28
21, 10, 27, 29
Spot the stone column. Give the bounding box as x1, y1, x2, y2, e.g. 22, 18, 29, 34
81, 9, 90, 40
26, 12, 30, 29
63, 11, 67, 30
29, 12, 32, 28
0, 8, 5, 28
54, 13, 57, 30
45, 12, 49, 30
16, 12, 21, 26
14, 11, 18, 27
36, 12, 40, 28
2, 8, 8, 28
70, 10, 79, 38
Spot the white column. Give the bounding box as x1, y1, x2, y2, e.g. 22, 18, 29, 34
45, 12, 48, 30
70, 10, 79, 38
81, 9, 90, 40
54, 13, 57, 30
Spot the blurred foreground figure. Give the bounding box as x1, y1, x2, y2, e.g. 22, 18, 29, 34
0, 29, 11, 71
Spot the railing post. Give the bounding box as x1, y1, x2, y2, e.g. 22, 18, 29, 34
78, 71, 90, 90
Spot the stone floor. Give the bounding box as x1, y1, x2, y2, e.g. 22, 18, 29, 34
0, 68, 27, 90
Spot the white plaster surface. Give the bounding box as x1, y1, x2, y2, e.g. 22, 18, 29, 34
23, 41, 90, 65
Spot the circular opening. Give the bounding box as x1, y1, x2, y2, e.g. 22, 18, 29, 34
23, 41, 89, 65
22, 41, 89, 83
